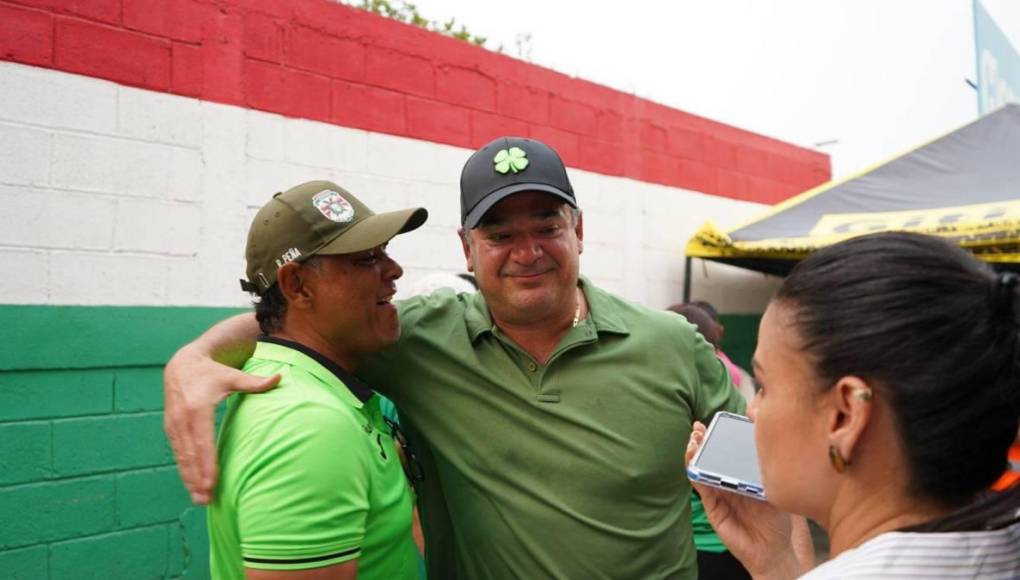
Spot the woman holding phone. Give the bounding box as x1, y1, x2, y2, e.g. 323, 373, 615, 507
686, 232, 1020, 578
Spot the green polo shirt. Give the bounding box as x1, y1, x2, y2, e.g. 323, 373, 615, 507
359, 278, 746, 579
209, 338, 418, 580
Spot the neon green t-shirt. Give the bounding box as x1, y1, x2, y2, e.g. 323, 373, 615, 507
208, 339, 418, 580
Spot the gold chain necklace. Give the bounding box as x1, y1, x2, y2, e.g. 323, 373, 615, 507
572, 288, 584, 328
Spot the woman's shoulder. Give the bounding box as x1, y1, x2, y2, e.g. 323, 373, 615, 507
801, 521, 1020, 579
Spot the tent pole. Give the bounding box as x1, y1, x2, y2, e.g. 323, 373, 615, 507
683, 256, 692, 302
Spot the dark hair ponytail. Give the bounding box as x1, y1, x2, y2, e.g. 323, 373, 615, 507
776, 232, 1020, 513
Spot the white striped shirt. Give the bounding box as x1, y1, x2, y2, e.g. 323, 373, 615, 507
801, 521, 1020, 579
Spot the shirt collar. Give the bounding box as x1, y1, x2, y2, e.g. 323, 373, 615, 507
464, 276, 630, 342
257, 336, 375, 403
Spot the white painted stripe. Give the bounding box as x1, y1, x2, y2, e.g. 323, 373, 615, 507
0, 61, 778, 311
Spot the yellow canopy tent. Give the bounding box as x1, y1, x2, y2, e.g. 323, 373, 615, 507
685, 104, 1020, 285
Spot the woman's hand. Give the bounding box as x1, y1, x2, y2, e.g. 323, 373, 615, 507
686, 421, 811, 579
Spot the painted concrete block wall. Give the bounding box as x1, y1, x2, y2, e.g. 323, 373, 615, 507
0, 60, 783, 313
0, 0, 828, 203
0, 305, 248, 579
0, 0, 830, 312
0, 1, 829, 576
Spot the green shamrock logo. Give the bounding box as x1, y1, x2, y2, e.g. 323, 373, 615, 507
493, 147, 529, 174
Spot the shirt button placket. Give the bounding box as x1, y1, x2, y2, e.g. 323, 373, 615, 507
526, 360, 543, 392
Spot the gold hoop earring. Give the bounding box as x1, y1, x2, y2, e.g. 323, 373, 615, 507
829, 445, 850, 473
853, 388, 873, 401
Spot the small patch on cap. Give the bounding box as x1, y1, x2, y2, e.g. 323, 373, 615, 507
493, 146, 529, 174
312, 189, 355, 223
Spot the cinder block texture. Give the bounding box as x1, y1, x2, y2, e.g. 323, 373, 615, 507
49, 526, 170, 580
52, 413, 171, 476
0, 305, 241, 578
113, 367, 165, 413
0, 60, 789, 312
0, 476, 116, 549
116, 467, 193, 527
0, 123, 51, 186
0, 64, 116, 133
0, 0, 828, 202
0, 0, 827, 309
55, 19, 171, 92
0, 4, 52, 68
0, 369, 113, 421
0, 185, 115, 251
0, 545, 48, 580
0, 422, 52, 486
0, 248, 48, 303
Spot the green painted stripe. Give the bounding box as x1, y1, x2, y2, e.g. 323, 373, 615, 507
717, 314, 761, 372
0, 305, 247, 371
0, 306, 760, 373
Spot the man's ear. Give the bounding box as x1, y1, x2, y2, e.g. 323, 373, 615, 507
459, 229, 475, 272
574, 211, 584, 254
827, 376, 874, 465
277, 262, 313, 309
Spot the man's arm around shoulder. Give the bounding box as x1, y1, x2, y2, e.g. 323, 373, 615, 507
163, 312, 278, 504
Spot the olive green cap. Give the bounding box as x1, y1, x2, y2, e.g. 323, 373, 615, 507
241, 180, 428, 295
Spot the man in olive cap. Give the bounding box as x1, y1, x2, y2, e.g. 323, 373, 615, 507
167, 139, 744, 579
207, 181, 427, 580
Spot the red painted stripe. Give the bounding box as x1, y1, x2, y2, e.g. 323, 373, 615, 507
0, 0, 830, 203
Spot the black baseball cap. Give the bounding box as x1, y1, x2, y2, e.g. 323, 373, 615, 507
460, 137, 576, 229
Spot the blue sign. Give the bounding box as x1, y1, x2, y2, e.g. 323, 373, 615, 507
975, 0, 1020, 114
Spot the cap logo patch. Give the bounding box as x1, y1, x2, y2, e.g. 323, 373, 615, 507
312, 190, 355, 223
493, 147, 529, 174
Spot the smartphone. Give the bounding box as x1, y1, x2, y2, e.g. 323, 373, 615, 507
687, 412, 766, 501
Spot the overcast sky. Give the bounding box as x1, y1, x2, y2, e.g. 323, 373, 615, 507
415, 0, 1020, 178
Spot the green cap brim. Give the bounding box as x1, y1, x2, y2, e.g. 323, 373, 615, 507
315, 207, 428, 255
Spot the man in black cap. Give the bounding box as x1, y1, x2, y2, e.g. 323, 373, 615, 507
164, 138, 745, 579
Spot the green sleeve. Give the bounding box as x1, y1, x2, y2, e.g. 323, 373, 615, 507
690, 328, 747, 423
235, 402, 372, 571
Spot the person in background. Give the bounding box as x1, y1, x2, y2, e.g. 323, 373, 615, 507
688, 300, 756, 400
667, 302, 752, 579
687, 232, 1020, 578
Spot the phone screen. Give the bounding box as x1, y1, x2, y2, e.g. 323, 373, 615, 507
696, 414, 762, 487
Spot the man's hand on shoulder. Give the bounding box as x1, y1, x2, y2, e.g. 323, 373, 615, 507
163, 313, 275, 504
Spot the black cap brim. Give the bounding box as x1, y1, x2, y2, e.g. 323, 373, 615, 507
462, 183, 577, 229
